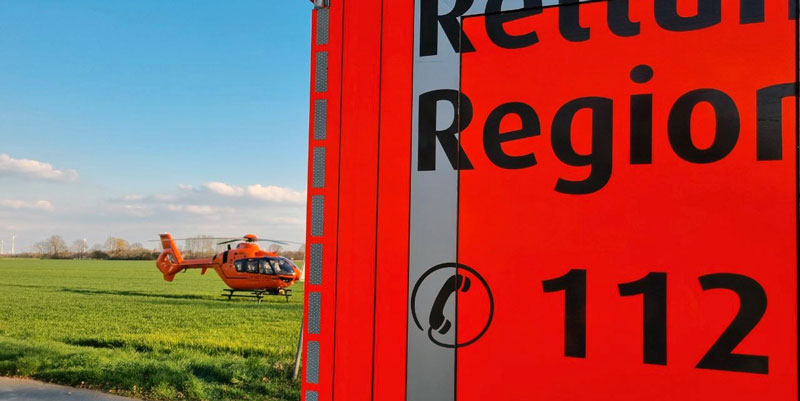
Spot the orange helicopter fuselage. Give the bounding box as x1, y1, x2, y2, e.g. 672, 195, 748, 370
155, 234, 301, 291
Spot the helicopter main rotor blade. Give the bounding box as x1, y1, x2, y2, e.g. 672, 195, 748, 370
255, 238, 304, 245
148, 235, 302, 246
148, 237, 238, 242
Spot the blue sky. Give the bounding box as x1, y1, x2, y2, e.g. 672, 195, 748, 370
0, 1, 313, 251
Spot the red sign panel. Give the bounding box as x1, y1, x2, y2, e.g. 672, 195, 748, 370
457, 2, 797, 400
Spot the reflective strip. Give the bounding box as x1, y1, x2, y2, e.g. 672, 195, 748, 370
407, 1, 577, 399
308, 243, 323, 285
313, 99, 327, 140
311, 195, 325, 237
315, 52, 328, 93
306, 3, 329, 399
406, 0, 568, 401
308, 292, 322, 334
312, 147, 326, 188
306, 341, 320, 384
316, 8, 329, 45
407, 0, 460, 398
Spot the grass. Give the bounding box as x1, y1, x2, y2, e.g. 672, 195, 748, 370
0, 258, 303, 401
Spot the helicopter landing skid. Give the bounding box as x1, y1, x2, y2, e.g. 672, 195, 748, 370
221, 288, 292, 303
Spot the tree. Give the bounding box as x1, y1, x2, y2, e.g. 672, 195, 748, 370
46, 235, 68, 257
33, 235, 67, 258
104, 236, 129, 257
71, 239, 88, 259
184, 235, 215, 257
89, 250, 109, 259
278, 244, 304, 260
267, 244, 283, 254
33, 241, 50, 256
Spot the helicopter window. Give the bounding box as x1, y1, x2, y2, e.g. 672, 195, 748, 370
246, 259, 259, 273
275, 257, 296, 275
234, 260, 244, 272
264, 258, 280, 275
258, 259, 276, 275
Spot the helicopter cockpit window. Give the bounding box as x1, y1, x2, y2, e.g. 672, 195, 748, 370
275, 257, 295, 275
264, 258, 292, 275
234, 260, 244, 272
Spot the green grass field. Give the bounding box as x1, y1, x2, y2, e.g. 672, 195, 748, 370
0, 259, 303, 401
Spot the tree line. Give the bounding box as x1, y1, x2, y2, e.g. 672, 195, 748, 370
6, 235, 305, 261
23, 236, 158, 260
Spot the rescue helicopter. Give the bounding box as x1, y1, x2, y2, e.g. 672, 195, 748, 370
155, 233, 303, 302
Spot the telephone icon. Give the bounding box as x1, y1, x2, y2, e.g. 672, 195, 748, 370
429, 274, 471, 335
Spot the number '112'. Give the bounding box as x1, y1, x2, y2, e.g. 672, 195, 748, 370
541, 270, 768, 374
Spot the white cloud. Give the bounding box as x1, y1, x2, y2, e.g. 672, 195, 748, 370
166, 204, 232, 215
0, 154, 78, 182
0, 199, 54, 211
265, 216, 305, 225
153, 194, 178, 202
116, 204, 152, 217
203, 182, 244, 197
1, 180, 307, 251
247, 184, 306, 204
199, 181, 305, 204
